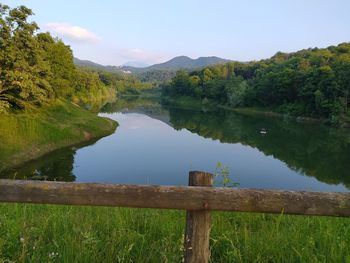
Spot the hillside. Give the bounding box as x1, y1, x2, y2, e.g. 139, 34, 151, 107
144, 56, 230, 71
74, 56, 231, 74
73, 58, 107, 70
163, 42, 350, 123
73, 58, 124, 73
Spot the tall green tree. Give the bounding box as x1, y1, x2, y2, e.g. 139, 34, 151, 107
0, 4, 121, 113
0, 5, 53, 111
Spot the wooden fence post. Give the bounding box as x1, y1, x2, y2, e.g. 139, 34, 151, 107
184, 171, 213, 263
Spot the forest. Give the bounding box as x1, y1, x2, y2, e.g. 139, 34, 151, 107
0, 4, 149, 114
162, 43, 350, 121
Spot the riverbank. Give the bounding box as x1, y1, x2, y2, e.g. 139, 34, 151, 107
226, 107, 349, 127
161, 96, 216, 110
0, 203, 348, 262
162, 95, 350, 127
0, 100, 117, 172
223, 106, 323, 123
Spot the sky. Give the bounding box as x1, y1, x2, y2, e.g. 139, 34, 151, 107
2, 0, 350, 66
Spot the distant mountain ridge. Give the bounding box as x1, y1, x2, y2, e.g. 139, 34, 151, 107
73, 58, 106, 69
144, 56, 230, 71
74, 56, 231, 74
123, 61, 150, 68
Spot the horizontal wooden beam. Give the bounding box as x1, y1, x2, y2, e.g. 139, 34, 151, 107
0, 179, 349, 217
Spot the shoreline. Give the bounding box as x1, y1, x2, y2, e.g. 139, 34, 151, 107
220, 106, 323, 123
162, 96, 350, 127
0, 100, 118, 172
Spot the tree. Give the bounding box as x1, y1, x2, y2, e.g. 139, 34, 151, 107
334, 59, 350, 113
37, 33, 75, 98
171, 70, 190, 95
0, 5, 53, 110
0, 4, 121, 113
163, 42, 350, 119
226, 79, 248, 107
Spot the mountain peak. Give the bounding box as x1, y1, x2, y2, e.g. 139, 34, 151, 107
74, 55, 231, 74
170, 55, 192, 60
123, 61, 149, 68
147, 56, 230, 71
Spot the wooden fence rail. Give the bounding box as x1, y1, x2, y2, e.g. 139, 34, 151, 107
1, 171, 350, 262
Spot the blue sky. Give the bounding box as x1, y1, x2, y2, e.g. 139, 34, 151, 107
3, 0, 350, 66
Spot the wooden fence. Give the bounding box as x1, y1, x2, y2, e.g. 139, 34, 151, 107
1, 171, 350, 263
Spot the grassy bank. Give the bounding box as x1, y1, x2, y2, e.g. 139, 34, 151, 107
0, 100, 117, 171
0, 204, 349, 262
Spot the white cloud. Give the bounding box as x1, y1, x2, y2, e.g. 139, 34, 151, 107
46, 23, 100, 43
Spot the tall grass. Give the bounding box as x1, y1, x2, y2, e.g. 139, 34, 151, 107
0, 204, 348, 262
0, 100, 117, 171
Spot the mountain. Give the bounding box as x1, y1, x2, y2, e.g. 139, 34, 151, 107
73, 58, 127, 73
123, 61, 149, 68
74, 56, 231, 75
146, 56, 230, 71
73, 58, 108, 70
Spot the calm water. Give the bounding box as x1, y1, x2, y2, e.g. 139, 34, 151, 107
2, 98, 350, 192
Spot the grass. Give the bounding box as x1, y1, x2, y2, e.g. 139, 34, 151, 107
0, 204, 349, 263
0, 100, 117, 171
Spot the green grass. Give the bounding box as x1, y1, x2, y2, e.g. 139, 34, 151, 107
0, 100, 117, 171
0, 204, 349, 262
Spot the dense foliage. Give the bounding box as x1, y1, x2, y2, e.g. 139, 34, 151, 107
0, 4, 152, 113
0, 4, 116, 113
0, 5, 115, 112
136, 70, 177, 84
93, 70, 153, 96
163, 43, 350, 119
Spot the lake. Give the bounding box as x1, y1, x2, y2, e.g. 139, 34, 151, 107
2, 97, 350, 192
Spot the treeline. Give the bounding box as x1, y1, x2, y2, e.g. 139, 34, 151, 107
91, 70, 152, 96
136, 70, 177, 84
0, 4, 150, 113
162, 43, 350, 119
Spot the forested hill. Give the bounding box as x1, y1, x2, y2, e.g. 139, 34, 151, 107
0, 4, 151, 113
73, 58, 110, 70
74, 58, 123, 73
74, 56, 231, 84
163, 43, 350, 123
142, 56, 230, 71
0, 4, 113, 113
74, 56, 230, 74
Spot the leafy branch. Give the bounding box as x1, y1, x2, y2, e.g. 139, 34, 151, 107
214, 162, 239, 187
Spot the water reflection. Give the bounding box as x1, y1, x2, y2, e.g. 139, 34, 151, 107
1, 140, 98, 182
1, 97, 349, 192
164, 105, 350, 189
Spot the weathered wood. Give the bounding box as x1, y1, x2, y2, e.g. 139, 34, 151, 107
184, 171, 213, 263
0, 179, 350, 217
